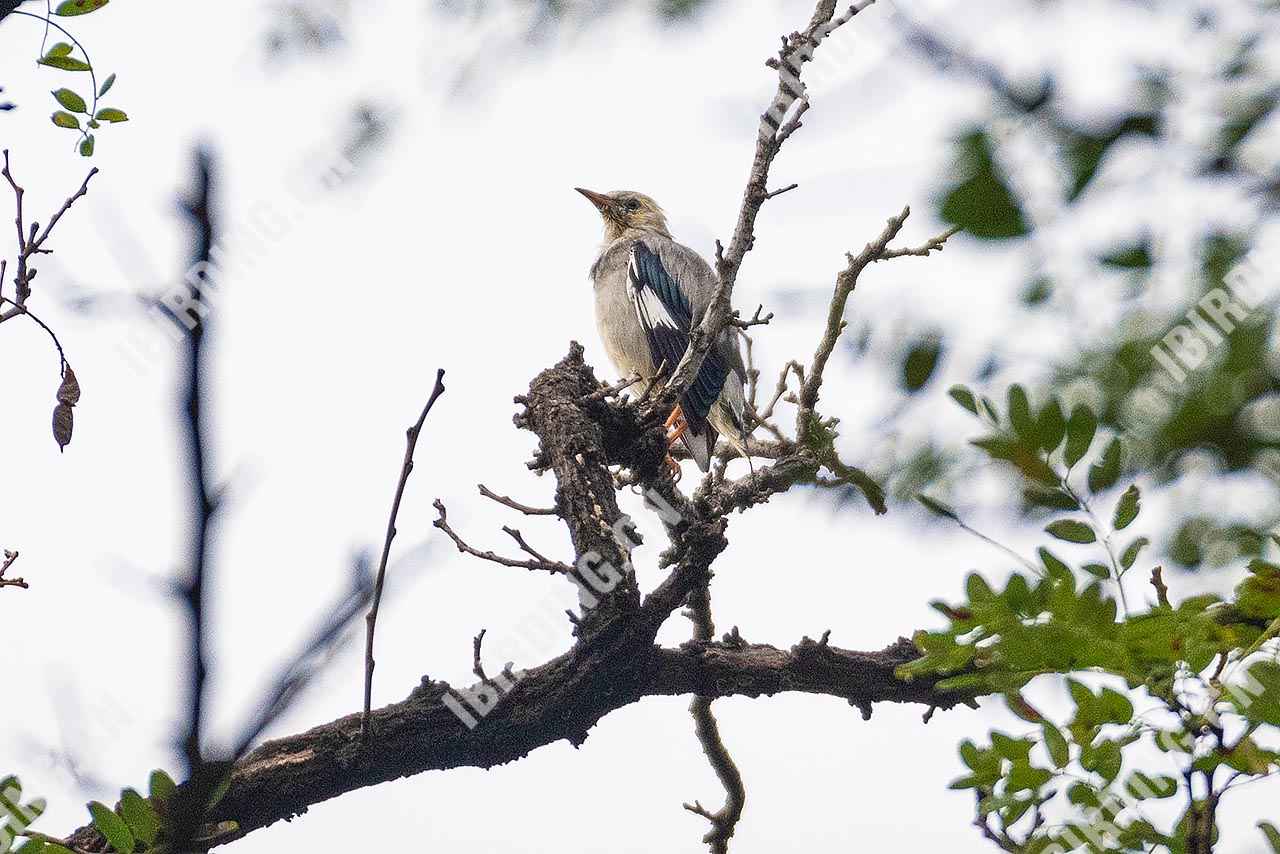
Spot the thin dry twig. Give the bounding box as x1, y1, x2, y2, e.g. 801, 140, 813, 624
732, 304, 773, 330
1151, 566, 1171, 609
362, 369, 447, 733
434, 499, 573, 574
0, 150, 98, 324
472, 629, 489, 681
580, 370, 642, 402
478, 483, 557, 516
662, 0, 874, 413
0, 549, 27, 589
502, 525, 552, 562
682, 585, 747, 854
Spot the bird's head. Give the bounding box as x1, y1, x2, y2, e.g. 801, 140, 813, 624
575, 188, 671, 241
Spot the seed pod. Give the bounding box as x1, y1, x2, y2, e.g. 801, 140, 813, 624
57, 365, 81, 405
53, 402, 74, 451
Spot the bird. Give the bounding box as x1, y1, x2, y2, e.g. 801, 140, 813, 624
576, 187, 749, 474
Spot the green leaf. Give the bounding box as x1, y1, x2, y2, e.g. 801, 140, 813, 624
1041, 722, 1069, 767
37, 56, 92, 71
1083, 563, 1111, 579
1039, 547, 1072, 580
1082, 738, 1123, 781
1120, 537, 1150, 570
94, 107, 127, 123
51, 111, 80, 129
1235, 661, 1280, 726
1036, 398, 1066, 453
54, 0, 109, 15
1064, 404, 1097, 467
1008, 384, 1035, 440
0, 774, 20, 799
939, 130, 1029, 239
88, 801, 134, 854
15, 839, 48, 854
52, 88, 87, 113
1098, 687, 1134, 723
1236, 559, 1280, 619
98, 73, 116, 97
119, 789, 160, 847
148, 770, 177, 800
79, 135, 94, 157
43, 42, 74, 59
1113, 485, 1140, 530
948, 384, 978, 415
1101, 243, 1154, 269
917, 495, 958, 521
1088, 438, 1123, 493
1046, 519, 1097, 544
1260, 821, 1280, 853
1127, 771, 1178, 800
1005, 692, 1044, 723
1024, 487, 1079, 511
902, 337, 942, 393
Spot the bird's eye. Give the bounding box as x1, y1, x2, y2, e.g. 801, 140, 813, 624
624, 199, 642, 211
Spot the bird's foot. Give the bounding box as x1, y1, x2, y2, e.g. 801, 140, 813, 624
665, 453, 683, 481
664, 405, 689, 444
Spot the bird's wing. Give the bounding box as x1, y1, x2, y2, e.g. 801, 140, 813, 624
628, 240, 733, 470
651, 239, 749, 384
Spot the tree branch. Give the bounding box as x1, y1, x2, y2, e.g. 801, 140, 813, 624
362, 369, 448, 731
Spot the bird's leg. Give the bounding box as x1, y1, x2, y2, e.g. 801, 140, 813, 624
664, 405, 689, 443
664, 405, 688, 481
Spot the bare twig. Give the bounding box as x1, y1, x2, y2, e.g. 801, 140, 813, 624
0, 297, 67, 368
662, 0, 873, 413
682, 549, 746, 853
478, 483, 557, 515
363, 368, 447, 733
579, 370, 642, 402
732, 304, 773, 330
0, 150, 97, 324
1150, 566, 1171, 608
434, 499, 573, 574
798, 207, 911, 414
879, 226, 961, 258
502, 525, 551, 562
0, 549, 27, 589
473, 629, 489, 681
762, 183, 799, 200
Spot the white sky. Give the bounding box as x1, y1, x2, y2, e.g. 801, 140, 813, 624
1, 0, 1277, 851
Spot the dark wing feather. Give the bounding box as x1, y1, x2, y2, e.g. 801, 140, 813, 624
628, 242, 731, 469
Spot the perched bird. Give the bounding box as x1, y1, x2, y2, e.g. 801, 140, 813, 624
576, 188, 749, 473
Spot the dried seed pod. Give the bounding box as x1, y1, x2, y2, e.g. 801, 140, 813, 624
53, 402, 74, 451
57, 365, 81, 405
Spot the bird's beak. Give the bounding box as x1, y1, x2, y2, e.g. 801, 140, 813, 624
575, 187, 613, 214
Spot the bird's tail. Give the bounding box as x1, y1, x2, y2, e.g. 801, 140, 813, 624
679, 423, 716, 472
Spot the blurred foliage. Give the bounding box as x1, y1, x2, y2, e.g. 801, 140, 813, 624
846, 0, 1280, 574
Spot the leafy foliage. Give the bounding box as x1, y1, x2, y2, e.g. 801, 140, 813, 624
905, 386, 1280, 851
4, 2, 126, 156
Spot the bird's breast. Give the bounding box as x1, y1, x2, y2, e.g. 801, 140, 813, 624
594, 270, 654, 380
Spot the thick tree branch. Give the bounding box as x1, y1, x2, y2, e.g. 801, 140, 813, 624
62, 634, 959, 850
